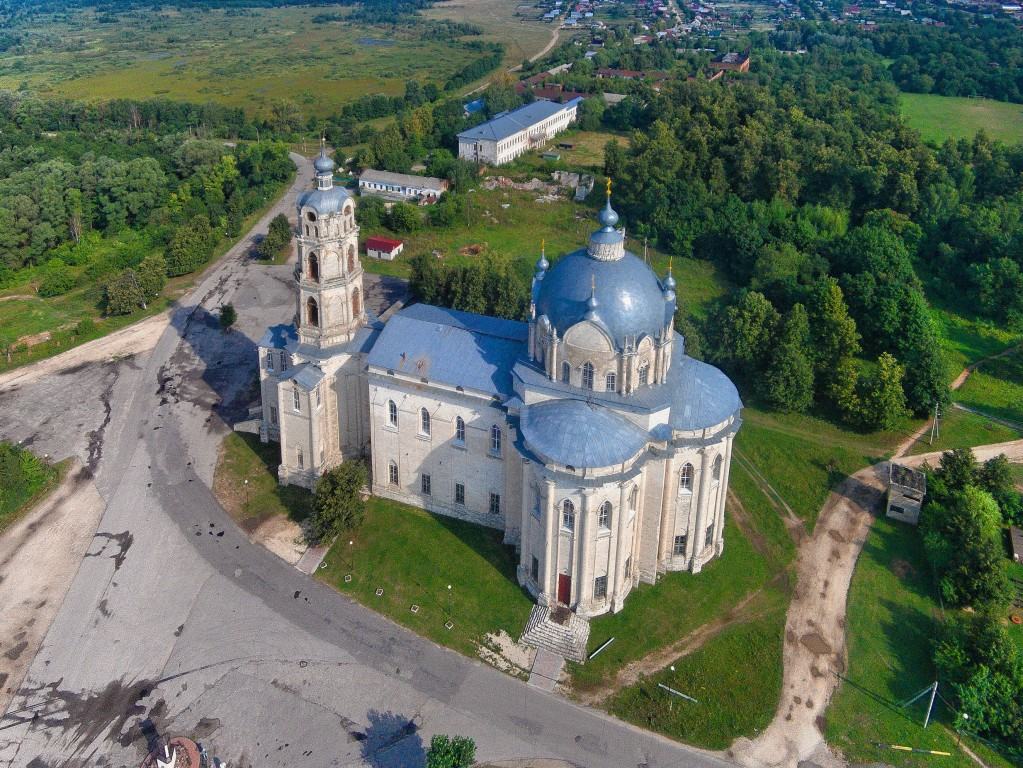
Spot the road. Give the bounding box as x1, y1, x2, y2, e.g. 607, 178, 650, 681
0, 154, 732, 768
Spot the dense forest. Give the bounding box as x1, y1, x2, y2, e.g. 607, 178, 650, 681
0, 91, 294, 314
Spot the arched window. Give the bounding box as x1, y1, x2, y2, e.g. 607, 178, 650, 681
352, 288, 361, 317
490, 425, 501, 454
388, 399, 398, 427
306, 297, 319, 327
638, 361, 650, 386
582, 361, 594, 390
605, 371, 616, 391
713, 454, 723, 483
347, 245, 356, 273
308, 253, 319, 282
680, 463, 694, 492
455, 416, 465, 444
629, 485, 639, 510
598, 501, 612, 529
561, 361, 571, 384
420, 407, 431, 436
388, 461, 398, 485
562, 499, 575, 530
305, 211, 316, 222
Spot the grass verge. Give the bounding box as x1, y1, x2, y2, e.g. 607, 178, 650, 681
0, 456, 71, 534
316, 497, 533, 658
606, 587, 788, 750
901, 93, 1023, 145
904, 407, 1021, 457
955, 349, 1023, 428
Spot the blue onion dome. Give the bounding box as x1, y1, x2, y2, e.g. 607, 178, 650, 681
313, 141, 335, 175
598, 196, 619, 230
536, 242, 550, 274
664, 272, 676, 291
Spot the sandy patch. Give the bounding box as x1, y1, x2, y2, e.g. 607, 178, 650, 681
251, 515, 306, 566
478, 630, 536, 678
0, 461, 106, 716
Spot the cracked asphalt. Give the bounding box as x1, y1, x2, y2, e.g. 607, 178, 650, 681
0, 154, 731, 768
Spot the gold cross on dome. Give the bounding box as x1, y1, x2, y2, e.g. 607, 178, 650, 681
606, 177, 612, 195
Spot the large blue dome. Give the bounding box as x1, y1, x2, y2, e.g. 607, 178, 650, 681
535, 247, 669, 349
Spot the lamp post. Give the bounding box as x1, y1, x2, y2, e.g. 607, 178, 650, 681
957, 713, 969, 746
349, 540, 354, 572
669, 666, 676, 713
466, 189, 476, 228
243, 479, 248, 514
447, 584, 452, 615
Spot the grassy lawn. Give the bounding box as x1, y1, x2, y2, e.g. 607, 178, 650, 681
955, 349, 1023, 428
553, 129, 632, 171
827, 517, 1017, 768
901, 93, 1023, 145
1007, 561, 1023, 654
422, 0, 558, 68
569, 518, 774, 691
931, 306, 1023, 384
904, 407, 1021, 457
606, 587, 788, 750
729, 461, 798, 574
735, 408, 905, 531
213, 432, 313, 531
316, 497, 534, 659
0, 453, 70, 534
359, 186, 728, 319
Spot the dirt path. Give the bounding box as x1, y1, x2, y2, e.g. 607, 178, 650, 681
0, 461, 106, 717
530, 29, 560, 64
893, 341, 1023, 458
733, 450, 806, 544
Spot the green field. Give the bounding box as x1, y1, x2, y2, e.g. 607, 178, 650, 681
955, 348, 1023, 429
904, 406, 1021, 457
0, 2, 551, 118
423, 0, 557, 67
901, 93, 1023, 145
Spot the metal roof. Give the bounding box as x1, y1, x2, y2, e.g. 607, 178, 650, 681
520, 399, 649, 469
259, 323, 298, 350
359, 169, 446, 190
297, 185, 352, 216
366, 304, 527, 397
279, 362, 325, 390
457, 98, 583, 144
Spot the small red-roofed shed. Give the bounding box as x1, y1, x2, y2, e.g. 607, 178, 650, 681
366, 236, 404, 261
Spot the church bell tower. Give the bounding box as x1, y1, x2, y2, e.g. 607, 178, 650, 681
295, 141, 365, 348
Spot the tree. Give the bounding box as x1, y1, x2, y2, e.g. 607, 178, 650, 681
137, 253, 167, 299
166, 216, 216, 276
257, 213, 294, 259
219, 303, 237, 331
38, 258, 76, 298
425, 734, 476, 768
978, 454, 1023, 525
710, 290, 779, 386
762, 304, 814, 413
105, 269, 145, 315
355, 197, 387, 229
310, 461, 368, 543
387, 202, 422, 233
604, 138, 625, 181
858, 353, 909, 430
807, 279, 860, 398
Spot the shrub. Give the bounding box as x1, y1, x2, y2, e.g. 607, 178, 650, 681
38, 259, 76, 297
310, 461, 367, 543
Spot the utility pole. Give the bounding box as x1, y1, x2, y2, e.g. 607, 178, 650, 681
924, 681, 938, 729
899, 681, 938, 728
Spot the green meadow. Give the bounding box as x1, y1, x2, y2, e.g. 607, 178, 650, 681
901, 93, 1023, 145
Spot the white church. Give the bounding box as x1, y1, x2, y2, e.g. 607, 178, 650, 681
257, 146, 742, 619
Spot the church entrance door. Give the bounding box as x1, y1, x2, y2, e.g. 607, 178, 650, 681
557, 573, 571, 605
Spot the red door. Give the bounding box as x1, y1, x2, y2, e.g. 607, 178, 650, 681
557, 573, 571, 605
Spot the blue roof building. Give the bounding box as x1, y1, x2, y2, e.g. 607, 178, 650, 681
457, 98, 584, 166
257, 171, 741, 634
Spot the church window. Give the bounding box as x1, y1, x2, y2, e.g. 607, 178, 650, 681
308, 253, 319, 282
266, 352, 275, 372
629, 485, 639, 511
293, 388, 301, 413
582, 362, 594, 390
455, 416, 465, 444
297, 447, 304, 469
605, 372, 616, 391
490, 425, 502, 454
305, 211, 316, 222
320, 445, 324, 465
531, 556, 539, 583
420, 408, 431, 436
388, 400, 398, 427
455, 482, 465, 505
625, 556, 632, 578
347, 246, 356, 273
352, 288, 361, 317
713, 454, 723, 484
388, 461, 398, 485
705, 523, 714, 548
561, 361, 571, 384
421, 474, 432, 495
562, 500, 575, 530
674, 534, 687, 556
598, 501, 612, 529
490, 492, 501, 515
269, 406, 278, 425
280, 352, 289, 371
680, 463, 694, 493
639, 361, 649, 386
594, 575, 608, 599
307, 297, 319, 327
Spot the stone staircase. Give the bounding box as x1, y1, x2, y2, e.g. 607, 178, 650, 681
519, 604, 590, 663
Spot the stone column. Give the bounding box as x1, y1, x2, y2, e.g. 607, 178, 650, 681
714, 434, 734, 555
517, 463, 532, 586
656, 453, 676, 565
611, 481, 629, 612
577, 489, 594, 612
544, 477, 558, 604
689, 447, 712, 572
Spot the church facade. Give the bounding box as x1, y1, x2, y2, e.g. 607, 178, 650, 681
257, 147, 743, 618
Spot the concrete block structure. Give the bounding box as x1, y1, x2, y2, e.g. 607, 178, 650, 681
457, 98, 583, 166
358, 169, 448, 203
258, 149, 743, 618
887, 463, 927, 524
